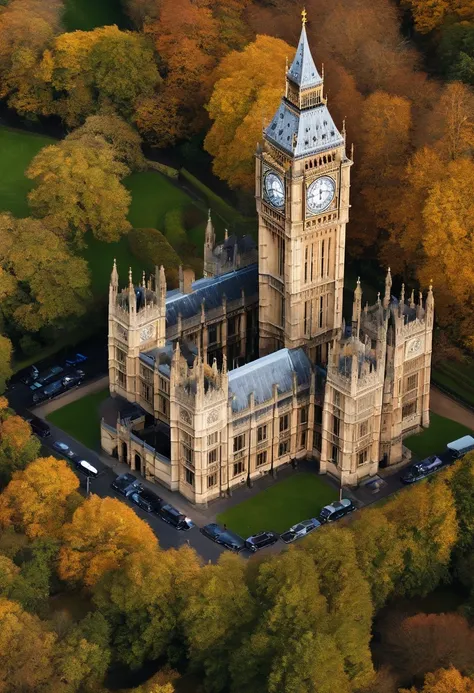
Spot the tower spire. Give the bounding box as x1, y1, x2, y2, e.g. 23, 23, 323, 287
383, 267, 392, 309
110, 258, 118, 287
286, 11, 322, 90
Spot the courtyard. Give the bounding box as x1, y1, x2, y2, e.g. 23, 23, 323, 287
216, 471, 338, 536
46, 388, 109, 450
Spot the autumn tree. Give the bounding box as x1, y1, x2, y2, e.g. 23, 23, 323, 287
401, 0, 474, 34
27, 137, 131, 246
351, 507, 404, 609
0, 597, 56, 692
0, 335, 12, 395
0, 403, 40, 485
11, 537, 59, 615
0, 0, 62, 116
0, 456, 80, 539
425, 81, 474, 161
400, 667, 474, 693
301, 526, 375, 690
383, 474, 458, 596
39, 25, 161, 127
382, 612, 474, 682
59, 495, 158, 588
205, 35, 293, 190
182, 552, 255, 692
0, 214, 91, 332
230, 549, 352, 693
66, 114, 146, 171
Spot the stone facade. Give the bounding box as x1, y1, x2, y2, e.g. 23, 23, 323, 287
101, 21, 434, 503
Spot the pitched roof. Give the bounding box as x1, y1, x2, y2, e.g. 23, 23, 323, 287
266, 100, 343, 158
287, 25, 322, 90
228, 348, 312, 413
165, 264, 258, 327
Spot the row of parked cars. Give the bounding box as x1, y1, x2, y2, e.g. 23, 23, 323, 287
200, 498, 356, 553
17, 354, 87, 405
400, 435, 474, 485
111, 473, 195, 531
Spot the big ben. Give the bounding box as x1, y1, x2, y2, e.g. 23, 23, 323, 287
256, 10, 352, 363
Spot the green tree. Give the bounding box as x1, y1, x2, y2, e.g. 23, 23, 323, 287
27, 137, 131, 246
301, 526, 374, 689
0, 597, 56, 692
384, 474, 458, 596
0, 397, 40, 486
0, 214, 91, 332
182, 552, 255, 692
52, 612, 111, 693
40, 25, 161, 127
94, 545, 200, 668
230, 549, 352, 693
12, 537, 59, 614
351, 507, 405, 609
66, 114, 146, 171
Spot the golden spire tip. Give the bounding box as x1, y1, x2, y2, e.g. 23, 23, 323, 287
301, 7, 307, 26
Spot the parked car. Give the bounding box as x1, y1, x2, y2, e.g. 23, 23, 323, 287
200, 523, 246, 552
65, 353, 87, 366
129, 489, 161, 513
111, 473, 140, 496
245, 531, 279, 552
32, 379, 64, 404
74, 459, 99, 478
21, 365, 39, 385
62, 370, 85, 389
158, 504, 194, 530
280, 518, 321, 544
24, 413, 50, 438
133, 488, 164, 513
447, 435, 474, 459
318, 499, 355, 524
29, 365, 63, 390
52, 441, 75, 458
401, 456, 443, 484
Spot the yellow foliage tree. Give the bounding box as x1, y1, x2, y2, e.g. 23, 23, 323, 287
401, 0, 474, 33
59, 495, 159, 588
205, 34, 293, 190
0, 456, 79, 538
0, 597, 56, 692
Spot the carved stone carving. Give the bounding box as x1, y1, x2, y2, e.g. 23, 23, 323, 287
207, 409, 219, 424
180, 408, 192, 424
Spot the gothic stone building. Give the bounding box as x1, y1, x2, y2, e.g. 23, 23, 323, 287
101, 22, 434, 502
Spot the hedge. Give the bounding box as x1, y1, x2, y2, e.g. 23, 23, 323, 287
164, 209, 188, 251
179, 168, 244, 225
146, 159, 179, 179
128, 227, 181, 288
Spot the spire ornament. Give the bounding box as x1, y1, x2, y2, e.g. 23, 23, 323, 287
301, 7, 307, 26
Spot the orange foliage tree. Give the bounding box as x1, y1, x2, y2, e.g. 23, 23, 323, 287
0, 456, 79, 538
59, 495, 159, 588
400, 667, 474, 693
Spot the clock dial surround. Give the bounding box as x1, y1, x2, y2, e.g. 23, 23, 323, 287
264, 171, 285, 209
307, 176, 336, 214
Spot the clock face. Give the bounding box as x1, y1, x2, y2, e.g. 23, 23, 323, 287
307, 176, 336, 214
140, 325, 154, 343
264, 171, 285, 209
406, 337, 423, 359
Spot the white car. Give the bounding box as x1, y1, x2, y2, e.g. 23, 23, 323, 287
280, 518, 321, 544
52, 441, 75, 458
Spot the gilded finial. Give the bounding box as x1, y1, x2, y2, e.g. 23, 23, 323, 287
301, 7, 307, 26
128, 267, 133, 287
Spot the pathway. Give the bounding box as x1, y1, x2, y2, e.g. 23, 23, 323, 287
430, 385, 474, 431
35, 376, 109, 417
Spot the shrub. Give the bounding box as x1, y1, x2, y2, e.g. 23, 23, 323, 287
128, 228, 180, 288
163, 209, 188, 250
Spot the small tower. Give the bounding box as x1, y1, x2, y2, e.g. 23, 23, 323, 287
352, 277, 362, 340
203, 210, 216, 278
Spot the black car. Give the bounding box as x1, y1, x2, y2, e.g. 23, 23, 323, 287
158, 504, 194, 530
24, 413, 50, 438
130, 490, 155, 513
245, 531, 279, 552
318, 499, 355, 524
111, 472, 140, 496
132, 488, 164, 513
200, 523, 246, 552
62, 370, 85, 389
32, 379, 64, 404
21, 365, 39, 385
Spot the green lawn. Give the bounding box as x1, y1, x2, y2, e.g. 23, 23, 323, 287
46, 388, 109, 450
63, 0, 129, 31
404, 411, 473, 460
0, 127, 55, 217
217, 472, 338, 536
432, 359, 474, 409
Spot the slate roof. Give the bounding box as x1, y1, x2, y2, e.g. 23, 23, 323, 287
228, 348, 312, 413
140, 340, 197, 377
266, 100, 343, 158
165, 264, 258, 327
287, 25, 322, 89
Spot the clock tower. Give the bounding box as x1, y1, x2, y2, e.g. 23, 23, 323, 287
256, 13, 352, 362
